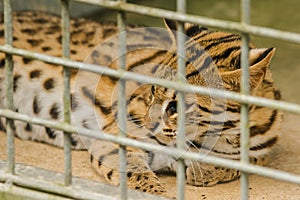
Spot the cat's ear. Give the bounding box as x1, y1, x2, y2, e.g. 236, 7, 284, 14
221, 48, 275, 92
164, 19, 207, 38
249, 47, 275, 67
163, 19, 178, 44
164, 19, 177, 32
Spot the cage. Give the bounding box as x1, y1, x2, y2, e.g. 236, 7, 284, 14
1, 0, 300, 199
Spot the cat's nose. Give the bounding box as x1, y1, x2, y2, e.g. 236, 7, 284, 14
145, 122, 160, 132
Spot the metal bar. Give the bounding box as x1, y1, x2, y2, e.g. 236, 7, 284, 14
176, 0, 186, 199
0, 46, 299, 114
240, 0, 251, 199
0, 172, 115, 200
3, 0, 15, 174
1, 109, 300, 186
117, 0, 128, 198
74, 0, 300, 44
61, 0, 72, 186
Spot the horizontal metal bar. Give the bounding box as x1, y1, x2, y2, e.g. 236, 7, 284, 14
0, 108, 300, 185
75, 0, 300, 44
0, 161, 169, 200
0, 184, 71, 200
0, 172, 113, 200
0, 45, 299, 114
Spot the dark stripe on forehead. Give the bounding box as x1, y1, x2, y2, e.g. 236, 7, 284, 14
128, 50, 167, 72
211, 46, 240, 61
186, 26, 208, 37
200, 34, 239, 44
203, 37, 241, 51
186, 31, 210, 46
186, 47, 206, 63
186, 32, 236, 50
186, 56, 212, 79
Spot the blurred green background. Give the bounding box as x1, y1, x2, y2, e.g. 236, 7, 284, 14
2, 0, 300, 103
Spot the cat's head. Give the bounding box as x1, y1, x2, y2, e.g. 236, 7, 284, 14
127, 20, 276, 146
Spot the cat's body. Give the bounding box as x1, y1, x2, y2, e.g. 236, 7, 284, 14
0, 11, 282, 194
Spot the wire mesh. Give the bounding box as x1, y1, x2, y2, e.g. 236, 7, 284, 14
0, 0, 300, 200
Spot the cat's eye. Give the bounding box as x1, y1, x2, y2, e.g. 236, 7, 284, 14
166, 101, 177, 116
151, 85, 155, 95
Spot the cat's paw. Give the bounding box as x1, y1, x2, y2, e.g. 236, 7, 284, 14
101, 166, 166, 194
127, 171, 166, 194
186, 162, 240, 186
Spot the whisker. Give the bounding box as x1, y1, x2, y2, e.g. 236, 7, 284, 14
185, 139, 200, 152
184, 143, 205, 187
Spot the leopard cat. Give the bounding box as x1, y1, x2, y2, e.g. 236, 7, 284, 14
0, 11, 282, 194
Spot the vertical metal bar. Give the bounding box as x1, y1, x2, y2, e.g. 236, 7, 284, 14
4, 0, 15, 174
240, 0, 251, 199
117, 0, 127, 199
176, 0, 186, 199
61, 0, 72, 186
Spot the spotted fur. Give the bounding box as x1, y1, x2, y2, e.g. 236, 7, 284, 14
0, 11, 282, 194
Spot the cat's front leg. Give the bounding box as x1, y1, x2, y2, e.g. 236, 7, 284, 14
89, 140, 166, 194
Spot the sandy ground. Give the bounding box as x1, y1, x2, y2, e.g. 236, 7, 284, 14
0, 112, 300, 199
